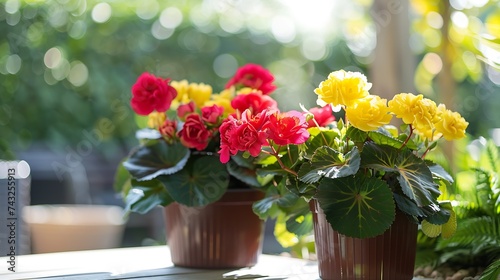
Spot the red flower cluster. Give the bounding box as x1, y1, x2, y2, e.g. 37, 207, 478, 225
306, 105, 336, 128
218, 109, 310, 163
174, 104, 225, 151
225, 63, 277, 95
231, 91, 278, 114
129, 64, 335, 161
131, 73, 177, 115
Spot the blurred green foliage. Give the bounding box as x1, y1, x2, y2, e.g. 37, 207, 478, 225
0, 0, 361, 159
1, 0, 499, 160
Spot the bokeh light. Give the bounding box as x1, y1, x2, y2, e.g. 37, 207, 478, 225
92, 2, 112, 23
213, 54, 238, 79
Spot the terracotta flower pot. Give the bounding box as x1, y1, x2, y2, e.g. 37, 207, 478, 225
310, 199, 418, 280
164, 188, 265, 268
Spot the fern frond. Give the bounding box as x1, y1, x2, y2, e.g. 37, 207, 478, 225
485, 140, 499, 174
480, 258, 500, 280
437, 216, 500, 250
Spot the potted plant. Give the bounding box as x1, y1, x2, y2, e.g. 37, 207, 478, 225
115, 63, 284, 268
217, 69, 469, 279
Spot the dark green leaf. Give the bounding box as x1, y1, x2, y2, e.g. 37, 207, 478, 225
393, 193, 439, 219
286, 211, 313, 237
346, 126, 368, 142
252, 177, 302, 219
316, 175, 396, 238
227, 160, 260, 187
253, 186, 281, 219
369, 131, 405, 149
425, 207, 450, 225
256, 145, 301, 176
123, 141, 190, 181
479, 258, 500, 280
361, 142, 440, 207
124, 179, 173, 214
158, 155, 229, 207
285, 175, 317, 200
427, 161, 454, 183
230, 152, 256, 169
114, 158, 131, 193
298, 146, 360, 184
305, 129, 341, 158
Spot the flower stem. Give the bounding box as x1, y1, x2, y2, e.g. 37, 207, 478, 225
265, 143, 298, 177
400, 124, 414, 150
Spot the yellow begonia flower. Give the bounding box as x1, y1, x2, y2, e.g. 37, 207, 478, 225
171, 80, 190, 103
435, 104, 468, 141
147, 112, 166, 129
345, 95, 392, 131
188, 82, 212, 108
205, 89, 235, 116
411, 97, 439, 140
314, 70, 371, 108
388, 93, 423, 124
170, 80, 213, 108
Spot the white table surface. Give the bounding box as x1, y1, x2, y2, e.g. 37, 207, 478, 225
0, 245, 321, 280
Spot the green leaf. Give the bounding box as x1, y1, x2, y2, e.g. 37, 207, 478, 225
123, 140, 190, 181
114, 158, 131, 193
252, 178, 302, 219
425, 207, 451, 225
285, 175, 317, 200
361, 142, 440, 207
393, 193, 439, 219
368, 131, 408, 149
316, 174, 396, 238
480, 258, 500, 280
252, 185, 284, 219
346, 126, 368, 142
286, 211, 313, 237
298, 146, 360, 184
227, 159, 260, 187
426, 161, 454, 183
124, 179, 174, 214
230, 152, 256, 169
158, 155, 229, 207
256, 145, 301, 176
305, 129, 341, 158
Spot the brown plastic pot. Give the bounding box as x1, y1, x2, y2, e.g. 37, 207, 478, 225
164, 188, 265, 268
310, 199, 418, 280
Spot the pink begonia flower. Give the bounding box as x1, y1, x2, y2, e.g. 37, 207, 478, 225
225, 64, 276, 95
201, 104, 224, 125
177, 114, 212, 151
231, 91, 278, 114
263, 110, 310, 145
306, 105, 336, 128
131, 72, 177, 115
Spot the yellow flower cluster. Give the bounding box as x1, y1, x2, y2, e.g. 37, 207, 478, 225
345, 95, 392, 131
170, 80, 213, 108
314, 70, 371, 108
147, 80, 235, 127
147, 111, 166, 129
314, 70, 468, 141
314, 70, 390, 132
388, 93, 468, 141
203, 88, 235, 115
170, 80, 235, 114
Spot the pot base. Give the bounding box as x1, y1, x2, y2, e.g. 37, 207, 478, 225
165, 189, 265, 269
311, 200, 418, 280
